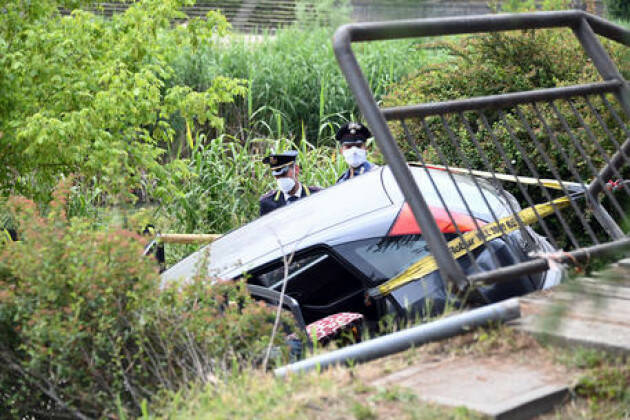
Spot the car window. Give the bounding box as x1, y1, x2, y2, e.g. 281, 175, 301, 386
334, 235, 434, 283
254, 254, 327, 289
249, 249, 368, 324
252, 250, 363, 305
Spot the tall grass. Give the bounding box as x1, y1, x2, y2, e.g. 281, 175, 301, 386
136, 24, 444, 244
145, 21, 446, 241
169, 26, 444, 146
156, 134, 367, 262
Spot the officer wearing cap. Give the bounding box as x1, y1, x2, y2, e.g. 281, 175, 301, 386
259, 151, 322, 216
335, 122, 377, 184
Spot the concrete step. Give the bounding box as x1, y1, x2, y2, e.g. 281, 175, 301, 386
372, 353, 569, 420
516, 276, 630, 354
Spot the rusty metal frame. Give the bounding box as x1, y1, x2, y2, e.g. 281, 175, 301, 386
333, 10, 630, 288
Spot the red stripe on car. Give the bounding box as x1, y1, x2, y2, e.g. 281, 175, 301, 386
388, 203, 485, 236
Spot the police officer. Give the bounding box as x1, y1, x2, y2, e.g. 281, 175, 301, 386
335, 122, 377, 184
259, 151, 321, 216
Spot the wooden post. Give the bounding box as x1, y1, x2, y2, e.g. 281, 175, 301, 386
157, 233, 222, 244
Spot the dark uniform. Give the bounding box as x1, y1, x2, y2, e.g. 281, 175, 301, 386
335, 122, 377, 184
259, 151, 322, 217
142, 224, 166, 273
336, 161, 377, 184
259, 185, 321, 216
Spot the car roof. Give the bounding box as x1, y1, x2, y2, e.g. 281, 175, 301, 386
161, 165, 513, 285
161, 167, 393, 284
382, 166, 517, 221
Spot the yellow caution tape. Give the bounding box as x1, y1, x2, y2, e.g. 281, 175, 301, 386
376, 196, 572, 296
408, 163, 585, 192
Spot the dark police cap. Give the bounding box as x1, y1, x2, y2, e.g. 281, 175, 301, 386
262, 150, 298, 175
335, 122, 372, 144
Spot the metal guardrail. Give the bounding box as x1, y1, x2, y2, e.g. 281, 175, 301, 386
333, 11, 630, 290
275, 297, 521, 377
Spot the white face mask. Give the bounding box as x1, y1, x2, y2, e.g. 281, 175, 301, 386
276, 177, 296, 194
343, 147, 367, 168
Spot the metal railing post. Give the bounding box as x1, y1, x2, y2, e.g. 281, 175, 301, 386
332, 11, 630, 287
574, 18, 630, 236
333, 28, 469, 291
574, 17, 630, 119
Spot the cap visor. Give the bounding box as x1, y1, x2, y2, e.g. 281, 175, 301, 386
341, 140, 365, 146
272, 167, 290, 176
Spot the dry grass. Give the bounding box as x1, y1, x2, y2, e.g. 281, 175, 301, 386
153, 365, 481, 419
151, 322, 630, 420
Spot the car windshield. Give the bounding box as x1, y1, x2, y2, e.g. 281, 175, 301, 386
334, 235, 432, 283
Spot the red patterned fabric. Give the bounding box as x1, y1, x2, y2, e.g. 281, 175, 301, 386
289, 312, 363, 343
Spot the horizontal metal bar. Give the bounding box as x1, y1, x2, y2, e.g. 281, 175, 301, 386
382, 81, 621, 120
584, 13, 630, 47
337, 10, 585, 42
469, 237, 630, 285
274, 298, 520, 377
335, 11, 630, 45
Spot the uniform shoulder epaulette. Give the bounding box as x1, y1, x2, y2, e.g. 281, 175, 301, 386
260, 190, 278, 199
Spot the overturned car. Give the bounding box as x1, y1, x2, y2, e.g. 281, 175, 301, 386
161, 165, 561, 339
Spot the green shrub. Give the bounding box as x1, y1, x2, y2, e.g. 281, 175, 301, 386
0, 179, 289, 418
606, 0, 630, 20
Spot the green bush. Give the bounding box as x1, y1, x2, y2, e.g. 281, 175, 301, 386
0, 179, 289, 418
606, 0, 630, 20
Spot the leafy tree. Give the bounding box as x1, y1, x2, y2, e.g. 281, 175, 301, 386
0, 0, 245, 205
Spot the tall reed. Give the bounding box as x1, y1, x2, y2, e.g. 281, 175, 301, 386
159, 135, 352, 227
169, 26, 444, 146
